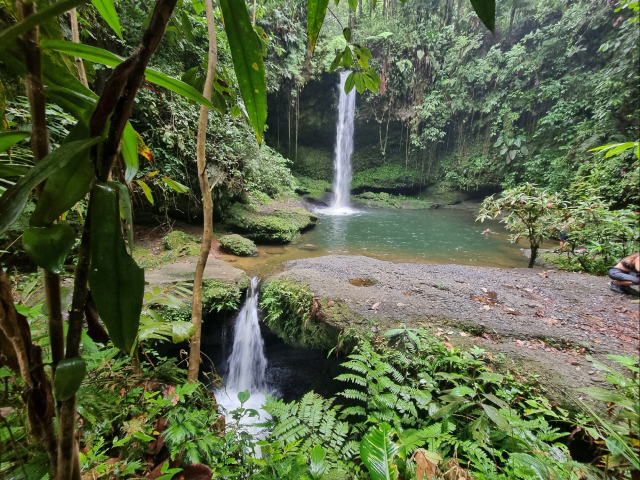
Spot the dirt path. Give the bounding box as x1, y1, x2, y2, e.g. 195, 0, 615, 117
275, 255, 639, 400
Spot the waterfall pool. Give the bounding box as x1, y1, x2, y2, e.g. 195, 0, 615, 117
218, 206, 535, 276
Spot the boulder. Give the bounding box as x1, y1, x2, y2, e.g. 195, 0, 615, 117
219, 234, 258, 256
224, 202, 317, 243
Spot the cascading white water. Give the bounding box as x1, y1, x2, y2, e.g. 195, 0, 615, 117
328, 71, 356, 212
226, 277, 267, 393
217, 277, 269, 425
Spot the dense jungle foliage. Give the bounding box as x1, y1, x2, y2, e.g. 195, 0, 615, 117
0, 0, 638, 477
268, 0, 639, 207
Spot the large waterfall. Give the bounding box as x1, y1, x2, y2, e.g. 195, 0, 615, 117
328, 71, 356, 212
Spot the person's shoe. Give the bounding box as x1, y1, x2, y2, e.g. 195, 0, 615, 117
609, 282, 626, 294
620, 285, 640, 296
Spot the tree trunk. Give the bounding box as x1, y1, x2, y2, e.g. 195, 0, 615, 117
528, 245, 538, 268
188, 0, 217, 382
70, 8, 88, 88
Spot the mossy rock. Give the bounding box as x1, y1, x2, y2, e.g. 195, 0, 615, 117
224, 203, 317, 243
163, 231, 189, 250
351, 165, 419, 190
219, 234, 258, 256
202, 279, 248, 313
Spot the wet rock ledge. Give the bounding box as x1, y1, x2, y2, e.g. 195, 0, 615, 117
265, 255, 639, 400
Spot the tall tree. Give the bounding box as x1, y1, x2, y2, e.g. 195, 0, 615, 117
188, 0, 218, 382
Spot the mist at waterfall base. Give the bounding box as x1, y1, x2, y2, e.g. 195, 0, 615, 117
319, 71, 357, 216
205, 279, 345, 420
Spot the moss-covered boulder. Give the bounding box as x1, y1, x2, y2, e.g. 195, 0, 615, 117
163, 231, 189, 250
224, 202, 317, 243
219, 234, 258, 256
202, 278, 249, 313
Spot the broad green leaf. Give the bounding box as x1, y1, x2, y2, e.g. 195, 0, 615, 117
342, 47, 353, 68
355, 50, 369, 69
162, 177, 189, 193
30, 123, 95, 227
238, 390, 250, 403
578, 387, 635, 409
0, 131, 30, 152
192, 0, 204, 14
360, 423, 400, 480
0, 137, 101, 235
23, 224, 76, 274
449, 385, 475, 397
366, 68, 381, 85
477, 372, 504, 383
0, 164, 29, 177
307, 0, 330, 53
469, 0, 495, 33
0, 0, 89, 52
329, 52, 344, 73
354, 73, 366, 94
54, 356, 87, 401
45, 86, 97, 123
171, 321, 196, 342
348, 0, 357, 11
136, 179, 154, 204
310, 445, 328, 477
116, 183, 134, 254
344, 71, 356, 94
481, 403, 510, 430
230, 105, 241, 118
91, 0, 122, 38
343, 27, 351, 42
220, 0, 267, 143
40, 40, 216, 110
88, 182, 144, 354
509, 453, 551, 480
122, 123, 138, 183
181, 11, 194, 41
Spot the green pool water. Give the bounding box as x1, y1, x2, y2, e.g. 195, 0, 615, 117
219, 207, 535, 276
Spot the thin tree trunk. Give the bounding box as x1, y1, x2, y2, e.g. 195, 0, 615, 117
528, 245, 538, 268
188, 0, 217, 382
252, 0, 256, 25
70, 8, 88, 88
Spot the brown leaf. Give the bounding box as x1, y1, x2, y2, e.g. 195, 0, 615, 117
411, 450, 439, 480
443, 342, 455, 350
506, 310, 522, 315
541, 318, 558, 325
486, 291, 497, 301
535, 309, 545, 317
172, 463, 213, 480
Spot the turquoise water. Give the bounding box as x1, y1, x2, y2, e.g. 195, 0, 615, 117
220, 207, 532, 276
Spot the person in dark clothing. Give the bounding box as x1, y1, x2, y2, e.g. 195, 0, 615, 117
609, 252, 639, 295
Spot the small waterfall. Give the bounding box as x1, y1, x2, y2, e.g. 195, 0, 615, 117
329, 71, 356, 212
226, 277, 267, 393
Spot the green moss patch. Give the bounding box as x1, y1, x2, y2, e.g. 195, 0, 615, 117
219, 234, 258, 256
163, 231, 189, 250
224, 203, 317, 243
202, 279, 247, 313
351, 165, 419, 190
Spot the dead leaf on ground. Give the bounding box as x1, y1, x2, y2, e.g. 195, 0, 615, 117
443, 342, 455, 350
541, 318, 559, 325
506, 310, 522, 315
411, 449, 441, 480
370, 302, 380, 310
535, 309, 545, 317
486, 291, 498, 300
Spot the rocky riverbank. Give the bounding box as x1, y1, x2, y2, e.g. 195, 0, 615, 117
269, 255, 639, 400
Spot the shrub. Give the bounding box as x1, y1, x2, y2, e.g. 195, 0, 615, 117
162, 231, 189, 250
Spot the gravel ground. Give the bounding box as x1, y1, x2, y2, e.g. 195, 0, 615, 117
275, 255, 640, 399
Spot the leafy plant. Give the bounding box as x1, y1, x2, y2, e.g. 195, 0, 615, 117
478, 183, 565, 267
